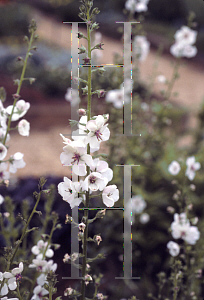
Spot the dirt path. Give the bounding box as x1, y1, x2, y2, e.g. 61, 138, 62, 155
7, 8, 204, 179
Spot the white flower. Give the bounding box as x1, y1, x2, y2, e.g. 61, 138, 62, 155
0, 162, 9, 181
132, 195, 146, 213
58, 177, 84, 208
29, 254, 48, 271
170, 43, 197, 58
133, 35, 150, 62
125, 0, 149, 13
185, 156, 200, 181
174, 26, 197, 46
0, 194, 4, 205
31, 240, 54, 258
83, 172, 107, 192
157, 75, 166, 83
6, 100, 30, 121
171, 212, 200, 245
170, 26, 197, 58
168, 161, 181, 175
106, 79, 132, 109
167, 241, 180, 257
140, 212, 150, 224
60, 139, 93, 176
3, 263, 23, 295
31, 285, 49, 300
102, 185, 119, 207
90, 158, 113, 185
0, 143, 7, 160
65, 88, 80, 106
86, 115, 110, 150
9, 152, 26, 173
18, 119, 30, 136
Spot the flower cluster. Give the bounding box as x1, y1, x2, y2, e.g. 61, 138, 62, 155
29, 239, 57, 300
125, 0, 149, 13
0, 98, 30, 184
168, 156, 200, 181
0, 263, 23, 296
124, 195, 149, 224
58, 114, 119, 208
170, 26, 198, 58
171, 212, 200, 245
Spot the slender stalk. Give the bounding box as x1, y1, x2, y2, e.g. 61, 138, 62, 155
0, 190, 42, 293
81, 7, 92, 300
2, 28, 35, 145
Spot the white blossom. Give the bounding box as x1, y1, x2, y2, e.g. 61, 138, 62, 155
3, 263, 23, 295
170, 26, 197, 58
174, 26, 197, 46
18, 119, 30, 136
102, 185, 119, 207
185, 156, 200, 181
0, 143, 7, 160
125, 0, 149, 13
133, 35, 150, 62
157, 75, 166, 83
0, 194, 4, 205
6, 100, 30, 121
140, 212, 150, 224
65, 88, 80, 106
31, 285, 48, 300
167, 241, 180, 257
83, 172, 107, 192
58, 177, 84, 208
60, 139, 93, 176
9, 152, 26, 173
31, 240, 54, 258
86, 115, 110, 150
171, 212, 200, 245
90, 158, 113, 185
168, 161, 181, 175
0, 162, 9, 181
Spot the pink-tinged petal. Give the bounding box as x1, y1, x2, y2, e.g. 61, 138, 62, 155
86, 120, 97, 132
101, 127, 110, 141
73, 164, 86, 176
95, 115, 105, 127
46, 249, 54, 258
97, 160, 108, 172
31, 245, 40, 255
102, 195, 114, 207
60, 152, 72, 166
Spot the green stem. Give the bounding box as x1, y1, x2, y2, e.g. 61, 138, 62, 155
0, 190, 42, 294
81, 7, 92, 300
17, 284, 23, 300
2, 29, 35, 145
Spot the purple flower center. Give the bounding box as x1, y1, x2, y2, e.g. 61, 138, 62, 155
89, 176, 96, 184
95, 130, 102, 141
16, 273, 22, 282
72, 152, 81, 164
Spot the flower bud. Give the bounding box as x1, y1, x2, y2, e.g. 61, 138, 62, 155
77, 108, 86, 116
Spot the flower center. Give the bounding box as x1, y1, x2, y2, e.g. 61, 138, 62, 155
89, 176, 96, 184
95, 130, 103, 141
72, 152, 81, 164
16, 273, 22, 282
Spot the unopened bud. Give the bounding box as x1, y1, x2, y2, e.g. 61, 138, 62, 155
77, 108, 86, 116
